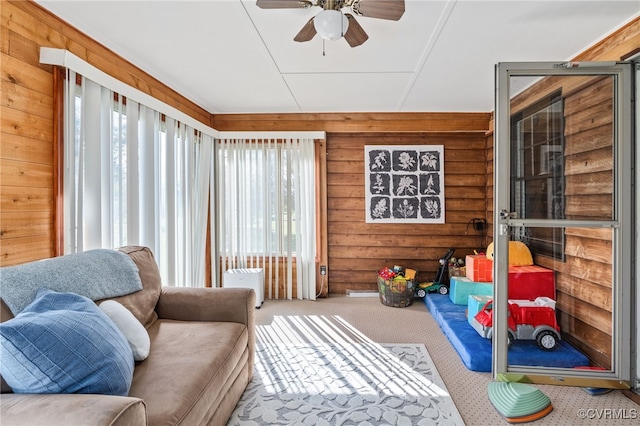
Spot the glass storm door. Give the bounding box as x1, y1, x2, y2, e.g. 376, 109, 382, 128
494, 62, 633, 388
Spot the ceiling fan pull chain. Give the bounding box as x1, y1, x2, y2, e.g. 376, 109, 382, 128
322, 38, 326, 56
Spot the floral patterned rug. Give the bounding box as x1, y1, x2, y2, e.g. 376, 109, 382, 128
227, 342, 463, 425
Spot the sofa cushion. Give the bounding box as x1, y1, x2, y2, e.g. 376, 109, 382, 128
129, 319, 249, 425
106, 246, 162, 329
0, 393, 147, 426
99, 300, 150, 361
0, 249, 143, 316
0, 289, 134, 396
1, 301, 13, 393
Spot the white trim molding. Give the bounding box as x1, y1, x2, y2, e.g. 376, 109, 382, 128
218, 131, 325, 140
40, 47, 219, 137
40, 47, 326, 141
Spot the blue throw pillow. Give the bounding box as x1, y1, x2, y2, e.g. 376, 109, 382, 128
0, 289, 134, 396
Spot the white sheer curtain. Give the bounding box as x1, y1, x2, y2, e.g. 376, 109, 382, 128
217, 138, 316, 299
63, 70, 214, 287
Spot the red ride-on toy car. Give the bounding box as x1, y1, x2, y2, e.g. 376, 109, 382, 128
416, 248, 456, 298
471, 297, 561, 351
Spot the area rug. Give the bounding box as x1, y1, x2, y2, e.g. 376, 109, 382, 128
227, 342, 463, 425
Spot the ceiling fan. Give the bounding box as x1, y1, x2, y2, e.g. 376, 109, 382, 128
256, 0, 405, 47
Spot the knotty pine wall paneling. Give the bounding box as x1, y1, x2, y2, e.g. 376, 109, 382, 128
484, 112, 495, 249
555, 75, 615, 369
326, 132, 489, 294
212, 113, 492, 296
0, 0, 211, 266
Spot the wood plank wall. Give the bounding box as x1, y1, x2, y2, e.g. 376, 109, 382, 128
0, 0, 211, 266
212, 114, 492, 295
537, 76, 615, 369
485, 118, 495, 243
326, 132, 489, 294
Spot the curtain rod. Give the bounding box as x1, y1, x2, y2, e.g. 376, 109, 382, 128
39, 48, 325, 141
217, 131, 325, 139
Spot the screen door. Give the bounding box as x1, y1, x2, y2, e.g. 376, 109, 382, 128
493, 61, 632, 388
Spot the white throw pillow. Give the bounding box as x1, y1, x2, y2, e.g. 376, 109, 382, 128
99, 300, 150, 361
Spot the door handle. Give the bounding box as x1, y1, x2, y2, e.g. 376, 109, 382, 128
500, 210, 517, 220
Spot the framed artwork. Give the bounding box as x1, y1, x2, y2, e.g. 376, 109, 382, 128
365, 145, 445, 223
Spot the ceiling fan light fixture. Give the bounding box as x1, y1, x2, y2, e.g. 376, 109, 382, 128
313, 10, 349, 41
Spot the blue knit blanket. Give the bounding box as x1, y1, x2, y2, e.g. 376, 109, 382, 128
1, 249, 143, 315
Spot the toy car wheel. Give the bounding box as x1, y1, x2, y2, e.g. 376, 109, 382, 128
536, 330, 559, 351
416, 288, 426, 298
438, 286, 448, 295
507, 332, 515, 347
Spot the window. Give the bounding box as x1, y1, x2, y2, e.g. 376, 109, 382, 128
510, 92, 565, 259
57, 62, 316, 296
63, 71, 213, 287
218, 146, 297, 254
216, 138, 317, 299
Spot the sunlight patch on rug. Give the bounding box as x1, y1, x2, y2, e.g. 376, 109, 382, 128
228, 343, 464, 425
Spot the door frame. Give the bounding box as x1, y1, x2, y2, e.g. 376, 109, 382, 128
494, 61, 633, 388
634, 59, 640, 392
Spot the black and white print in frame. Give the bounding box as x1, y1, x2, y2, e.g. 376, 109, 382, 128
365, 145, 445, 224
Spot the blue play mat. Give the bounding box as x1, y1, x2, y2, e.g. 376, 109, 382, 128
423, 293, 589, 372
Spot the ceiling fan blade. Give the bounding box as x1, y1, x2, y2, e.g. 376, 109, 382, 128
343, 14, 368, 47
256, 0, 313, 9
294, 17, 317, 42
351, 0, 405, 21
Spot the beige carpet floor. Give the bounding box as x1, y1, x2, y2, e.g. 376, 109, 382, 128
254, 296, 639, 425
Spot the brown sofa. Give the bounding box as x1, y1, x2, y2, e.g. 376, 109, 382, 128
0, 246, 255, 425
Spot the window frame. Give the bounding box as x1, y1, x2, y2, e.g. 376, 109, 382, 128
509, 91, 566, 260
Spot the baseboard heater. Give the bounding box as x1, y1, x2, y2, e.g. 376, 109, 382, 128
346, 290, 379, 298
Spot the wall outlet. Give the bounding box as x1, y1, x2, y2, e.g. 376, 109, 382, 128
320, 265, 327, 275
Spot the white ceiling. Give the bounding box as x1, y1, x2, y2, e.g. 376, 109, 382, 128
35, 0, 639, 114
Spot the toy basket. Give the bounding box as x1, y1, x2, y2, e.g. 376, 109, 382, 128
448, 265, 466, 278
377, 276, 414, 308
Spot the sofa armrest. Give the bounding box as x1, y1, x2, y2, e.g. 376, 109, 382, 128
0, 394, 146, 426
